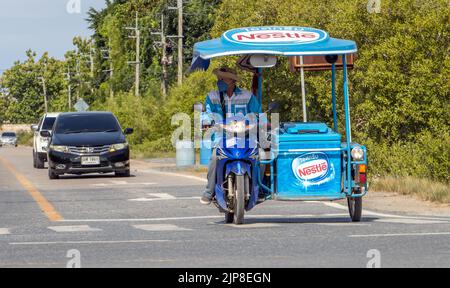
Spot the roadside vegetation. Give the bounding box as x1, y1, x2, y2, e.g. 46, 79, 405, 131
372, 176, 450, 204
16, 131, 34, 147
0, 0, 448, 201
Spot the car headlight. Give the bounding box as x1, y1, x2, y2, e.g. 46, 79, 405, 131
49, 145, 69, 153
351, 146, 365, 161
110, 143, 128, 152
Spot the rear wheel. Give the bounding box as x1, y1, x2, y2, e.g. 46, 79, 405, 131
36, 153, 45, 169
32, 150, 37, 168
348, 188, 363, 222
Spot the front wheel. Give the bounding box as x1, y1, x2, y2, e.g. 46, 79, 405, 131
48, 168, 59, 180
348, 189, 363, 222
233, 175, 246, 225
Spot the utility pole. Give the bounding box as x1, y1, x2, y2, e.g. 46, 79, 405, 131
177, 0, 183, 86
65, 67, 72, 110
39, 76, 48, 113
168, 0, 184, 86
76, 57, 81, 101
161, 14, 168, 96
89, 41, 95, 78
101, 41, 114, 98
125, 12, 141, 97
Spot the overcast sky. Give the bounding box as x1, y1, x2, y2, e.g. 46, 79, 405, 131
0, 0, 106, 72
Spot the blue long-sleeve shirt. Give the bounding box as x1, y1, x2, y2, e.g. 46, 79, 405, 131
203, 87, 262, 123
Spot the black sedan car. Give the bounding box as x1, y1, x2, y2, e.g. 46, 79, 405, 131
43, 112, 133, 179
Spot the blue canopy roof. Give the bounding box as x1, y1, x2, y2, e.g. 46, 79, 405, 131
190, 26, 357, 71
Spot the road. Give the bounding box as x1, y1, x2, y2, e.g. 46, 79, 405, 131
0, 147, 449, 268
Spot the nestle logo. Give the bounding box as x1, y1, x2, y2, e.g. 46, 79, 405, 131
292, 153, 331, 182
236, 32, 317, 41
298, 161, 328, 178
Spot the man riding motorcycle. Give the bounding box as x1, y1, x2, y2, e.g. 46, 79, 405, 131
200, 67, 262, 205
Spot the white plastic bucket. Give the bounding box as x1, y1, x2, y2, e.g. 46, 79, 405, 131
176, 140, 195, 167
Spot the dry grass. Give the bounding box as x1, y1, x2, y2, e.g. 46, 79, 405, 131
371, 176, 450, 204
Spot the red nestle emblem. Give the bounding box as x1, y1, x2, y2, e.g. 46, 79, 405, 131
236, 32, 317, 41
298, 162, 328, 177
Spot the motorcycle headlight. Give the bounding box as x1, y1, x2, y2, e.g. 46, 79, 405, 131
228, 121, 246, 134
351, 146, 365, 161
110, 143, 128, 152
49, 145, 69, 153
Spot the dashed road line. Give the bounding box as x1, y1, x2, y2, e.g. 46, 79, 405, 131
349, 232, 450, 238
0, 156, 63, 222
133, 224, 192, 231
0, 228, 11, 235
9, 239, 172, 246
47, 225, 102, 232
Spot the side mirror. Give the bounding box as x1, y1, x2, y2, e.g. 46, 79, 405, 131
193, 102, 204, 112
31, 124, 38, 131
268, 102, 280, 113
40, 130, 51, 138
124, 128, 134, 135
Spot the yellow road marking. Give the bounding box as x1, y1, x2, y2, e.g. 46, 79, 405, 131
0, 156, 63, 222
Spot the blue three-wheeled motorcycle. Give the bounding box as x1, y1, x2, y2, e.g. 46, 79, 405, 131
191, 26, 368, 224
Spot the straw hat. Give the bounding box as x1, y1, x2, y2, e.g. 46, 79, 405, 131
212, 67, 239, 81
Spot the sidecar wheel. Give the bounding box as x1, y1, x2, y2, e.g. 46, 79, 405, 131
348, 189, 363, 222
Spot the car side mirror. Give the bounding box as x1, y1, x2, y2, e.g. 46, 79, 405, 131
268, 102, 280, 113
193, 102, 204, 112
40, 130, 51, 138
31, 124, 38, 131
124, 128, 134, 135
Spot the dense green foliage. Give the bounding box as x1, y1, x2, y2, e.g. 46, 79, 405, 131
0, 0, 448, 183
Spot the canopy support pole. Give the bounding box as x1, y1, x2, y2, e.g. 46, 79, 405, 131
343, 54, 352, 195
300, 56, 307, 122
332, 63, 338, 132
257, 68, 263, 107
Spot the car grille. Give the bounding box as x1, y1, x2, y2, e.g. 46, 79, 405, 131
68, 145, 110, 154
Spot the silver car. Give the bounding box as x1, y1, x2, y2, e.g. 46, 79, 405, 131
0, 132, 18, 147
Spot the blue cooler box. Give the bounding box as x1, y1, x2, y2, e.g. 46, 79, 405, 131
274, 122, 343, 200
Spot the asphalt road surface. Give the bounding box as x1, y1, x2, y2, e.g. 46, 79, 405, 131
0, 147, 449, 268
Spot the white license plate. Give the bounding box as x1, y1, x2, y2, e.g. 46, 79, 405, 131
81, 156, 100, 165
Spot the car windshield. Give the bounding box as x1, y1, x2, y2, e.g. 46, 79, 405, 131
1, 132, 16, 137
55, 114, 120, 134
42, 117, 56, 131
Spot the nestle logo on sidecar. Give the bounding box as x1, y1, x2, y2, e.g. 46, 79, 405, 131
292, 152, 331, 182
223, 27, 329, 45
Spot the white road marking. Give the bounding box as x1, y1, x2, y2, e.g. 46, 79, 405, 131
9, 239, 171, 246
0, 228, 11, 235
226, 223, 281, 229
375, 218, 449, 225
48, 225, 102, 232
128, 192, 200, 202
349, 232, 450, 238
133, 224, 192, 231
92, 182, 156, 187
60, 213, 349, 223
139, 169, 207, 183
320, 201, 450, 222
